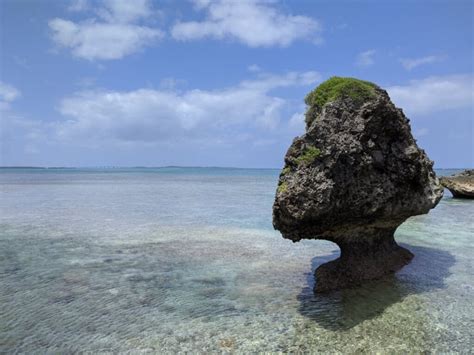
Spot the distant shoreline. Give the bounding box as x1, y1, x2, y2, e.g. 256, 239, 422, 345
0, 166, 469, 170
0, 166, 282, 170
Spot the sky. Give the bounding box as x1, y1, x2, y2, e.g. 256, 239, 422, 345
0, 0, 473, 168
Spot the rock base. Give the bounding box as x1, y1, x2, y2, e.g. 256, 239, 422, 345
447, 188, 474, 199
314, 232, 414, 293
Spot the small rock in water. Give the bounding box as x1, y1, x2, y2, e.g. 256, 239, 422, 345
272, 76, 443, 292
219, 337, 236, 349
440, 169, 474, 199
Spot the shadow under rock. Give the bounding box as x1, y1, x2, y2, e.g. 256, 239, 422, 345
297, 243, 455, 331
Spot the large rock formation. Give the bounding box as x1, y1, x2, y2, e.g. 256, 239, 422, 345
273, 77, 443, 292
440, 169, 474, 198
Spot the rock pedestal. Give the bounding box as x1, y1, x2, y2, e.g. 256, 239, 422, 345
272, 77, 443, 292
314, 229, 414, 292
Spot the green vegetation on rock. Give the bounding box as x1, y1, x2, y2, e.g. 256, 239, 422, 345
281, 167, 291, 175
296, 145, 321, 165
277, 182, 288, 194
304, 77, 377, 127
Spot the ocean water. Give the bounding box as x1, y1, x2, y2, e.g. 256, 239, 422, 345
0, 167, 472, 353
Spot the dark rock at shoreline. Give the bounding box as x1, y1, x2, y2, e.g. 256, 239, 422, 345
272, 77, 443, 292
440, 169, 474, 198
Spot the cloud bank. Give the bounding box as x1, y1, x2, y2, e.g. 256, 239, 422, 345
49, 0, 163, 60
172, 0, 321, 47
387, 74, 474, 115
56, 71, 320, 144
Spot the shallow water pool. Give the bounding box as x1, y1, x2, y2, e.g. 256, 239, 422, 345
0, 168, 472, 352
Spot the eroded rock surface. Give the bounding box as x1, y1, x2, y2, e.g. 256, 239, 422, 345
273, 77, 443, 292
440, 169, 474, 198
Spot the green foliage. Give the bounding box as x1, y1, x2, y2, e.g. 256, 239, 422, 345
296, 146, 321, 165
281, 167, 291, 175
277, 182, 288, 194
305, 76, 377, 110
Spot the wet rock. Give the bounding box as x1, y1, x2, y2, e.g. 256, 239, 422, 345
440, 169, 474, 199
273, 77, 443, 292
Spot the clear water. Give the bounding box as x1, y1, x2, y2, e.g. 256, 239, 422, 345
0, 168, 472, 353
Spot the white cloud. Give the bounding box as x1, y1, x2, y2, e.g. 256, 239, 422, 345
0, 81, 20, 110
400, 55, 444, 70
159, 77, 187, 90
288, 111, 305, 131
98, 0, 153, 23
49, 0, 163, 60
171, 0, 321, 47
239, 71, 320, 91
68, 0, 89, 12
55, 71, 320, 143
49, 19, 163, 60
355, 49, 376, 67
248, 64, 261, 72
387, 74, 474, 115
1, 115, 49, 156
0, 82, 20, 102
0, 84, 52, 159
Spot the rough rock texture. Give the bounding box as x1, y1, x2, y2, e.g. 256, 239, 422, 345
440, 169, 474, 198
273, 77, 443, 293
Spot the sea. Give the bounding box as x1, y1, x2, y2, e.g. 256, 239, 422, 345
0, 167, 472, 353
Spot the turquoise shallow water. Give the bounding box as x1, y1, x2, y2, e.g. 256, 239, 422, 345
0, 168, 472, 352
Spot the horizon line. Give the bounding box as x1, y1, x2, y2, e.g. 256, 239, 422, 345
0, 165, 470, 170
0, 165, 282, 170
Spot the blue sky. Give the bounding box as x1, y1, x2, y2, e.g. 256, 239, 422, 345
1, 0, 472, 168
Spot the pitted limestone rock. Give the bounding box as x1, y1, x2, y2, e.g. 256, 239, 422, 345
273, 77, 443, 292
440, 170, 474, 199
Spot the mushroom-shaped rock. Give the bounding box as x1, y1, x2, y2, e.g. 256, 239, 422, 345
273, 77, 443, 293
440, 169, 474, 198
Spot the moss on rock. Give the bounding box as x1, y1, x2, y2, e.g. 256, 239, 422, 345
277, 182, 288, 194
305, 76, 377, 109
305, 77, 377, 127
296, 145, 321, 165
281, 167, 291, 175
